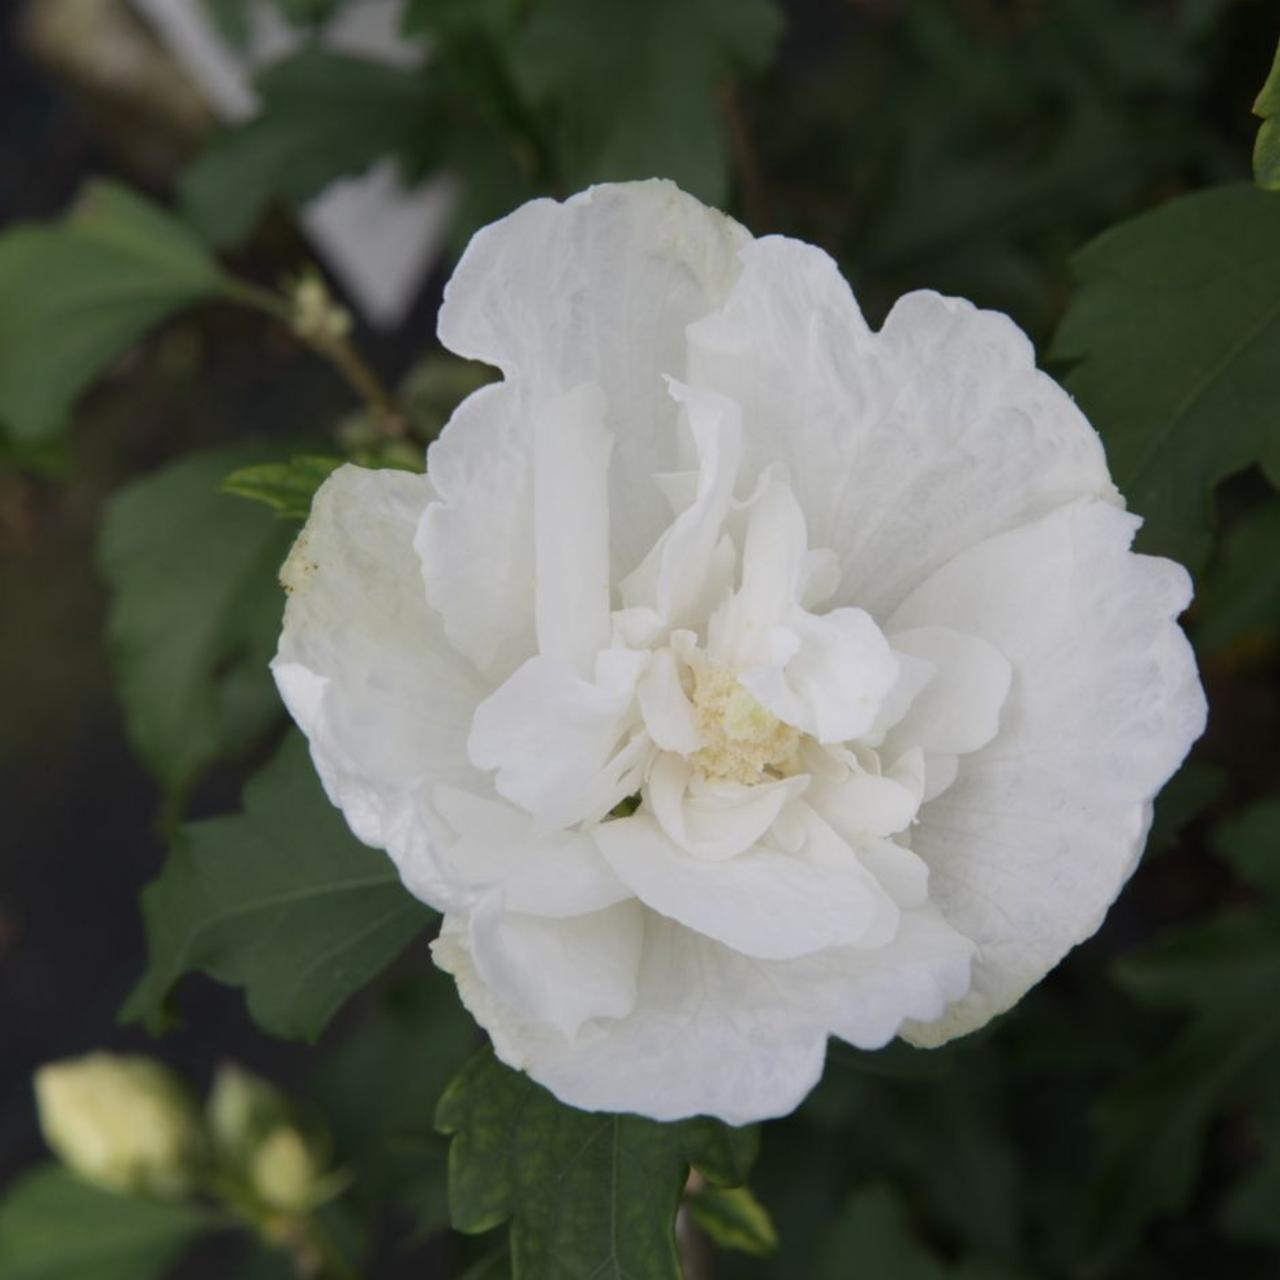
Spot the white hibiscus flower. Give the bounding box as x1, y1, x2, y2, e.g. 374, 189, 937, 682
273, 180, 1206, 1125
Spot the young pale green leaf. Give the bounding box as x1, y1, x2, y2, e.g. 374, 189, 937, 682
509, 0, 783, 204
99, 446, 296, 810
123, 733, 432, 1041
436, 1047, 758, 1280
222, 455, 343, 520
1194, 501, 1280, 657
686, 1183, 778, 1256
0, 182, 235, 441
1255, 38, 1280, 190
0, 1165, 212, 1280
1050, 184, 1280, 573
179, 50, 436, 247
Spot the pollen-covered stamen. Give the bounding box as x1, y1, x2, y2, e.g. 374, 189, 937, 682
689, 665, 800, 785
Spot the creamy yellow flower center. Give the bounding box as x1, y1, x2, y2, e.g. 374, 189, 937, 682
689, 666, 800, 786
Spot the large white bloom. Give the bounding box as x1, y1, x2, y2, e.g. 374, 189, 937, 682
274, 181, 1205, 1125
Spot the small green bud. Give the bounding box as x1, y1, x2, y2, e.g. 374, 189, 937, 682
34, 1053, 201, 1198
206, 1062, 289, 1160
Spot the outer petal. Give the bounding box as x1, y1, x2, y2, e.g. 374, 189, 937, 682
436, 180, 750, 585
273, 465, 490, 910
686, 238, 1117, 616
469, 896, 644, 1039
433, 904, 972, 1125
886, 500, 1206, 1045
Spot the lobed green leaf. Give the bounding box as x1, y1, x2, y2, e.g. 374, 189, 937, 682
1050, 184, 1280, 573
436, 1047, 758, 1279
123, 733, 432, 1040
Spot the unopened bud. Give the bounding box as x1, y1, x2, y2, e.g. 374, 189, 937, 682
250, 1126, 321, 1213
207, 1062, 287, 1160
34, 1054, 201, 1198
290, 273, 352, 346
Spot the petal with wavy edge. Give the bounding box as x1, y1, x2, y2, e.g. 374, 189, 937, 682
686, 239, 1117, 617
620, 381, 743, 627
593, 808, 896, 960
469, 896, 644, 1039
273, 465, 489, 911
433, 901, 971, 1124
437, 181, 750, 582
468, 652, 646, 830
431, 786, 632, 916
885, 500, 1205, 1045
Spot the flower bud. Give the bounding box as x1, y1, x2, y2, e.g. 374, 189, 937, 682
249, 1126, 321, 1213
34, 1053, 201, 1197
206, 1062, 287, 1160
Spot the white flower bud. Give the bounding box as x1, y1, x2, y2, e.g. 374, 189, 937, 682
249, 1126, 320, 1213
34, 1053, 201, 1197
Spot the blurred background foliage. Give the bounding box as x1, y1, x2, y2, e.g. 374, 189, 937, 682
1, 0, 1279, 1276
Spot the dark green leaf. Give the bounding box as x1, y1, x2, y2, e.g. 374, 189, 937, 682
179, 51, 435, 248
1145, 761, 1227, 855
98, 446, 296, 809
1213, 799, 1280, 896
1089, 910, 1280, 1261
1050, 184, 1280, 572
436, 1047, 758, 1279
123, 733, 432, 1040
510, 0, 783, 204
313, 975, 479, 1237
1194, 501, 1280, 656
0, 1166, 211, 1280
817, 1185, 947, 1280
686, 1184, 777, 1256
0, 182, 234, 441
222, 455, 342, 520
1221, 1097, 1280, 1246
1255, 38, 1280, 190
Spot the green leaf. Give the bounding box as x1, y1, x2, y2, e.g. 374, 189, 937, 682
222, 455, 342, 520
1255, 38, 1280, 191
509, 0, 783, 204
312, 975, 479, 1236
686, 1184, 777, 1256
1221, 1097, 1280, 1245
1213, 799, 1280, 896
0, 182, 234, 441
436, 1047, 758, 1279
1145, 760, 1227, 855
1050, 184, 1280, 572
1194, 500, 1280, 656
0, 1166, 211, 1280
179, 50, 436, 248
1089, 910, 1280, 1261
817, 1186, 948, 1280
98, 446, 296, 810
123, 733, 432, 1040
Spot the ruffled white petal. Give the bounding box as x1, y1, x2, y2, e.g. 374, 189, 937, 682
434, 901, 972, 1124
437, 180, 750, 578
593, 807, 898, 961
686, 238, 1118, 616
272, 465, 489, 911
469, 896, 644, 1039
888, 500, 1206, 1045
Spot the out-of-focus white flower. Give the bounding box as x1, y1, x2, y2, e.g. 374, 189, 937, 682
34, 1053, 201, 1196
274, 181, 1206, 1125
